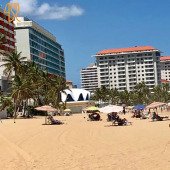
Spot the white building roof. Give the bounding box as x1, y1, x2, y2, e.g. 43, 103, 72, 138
61, 88, 90, 102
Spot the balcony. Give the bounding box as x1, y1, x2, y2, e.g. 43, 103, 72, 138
100, 69, 108, 73
145, 74, 154, 77
118, 77, 126, 80
118, 72, 125, 75
99, 62, 108, 66
127, 60, 135, 64
129, 79, 137, 83
117, 61, 125, 64
100, 74, 108, 77
118, 68, 125, 71
117, 64, 125, 67
128, 67, 136, 71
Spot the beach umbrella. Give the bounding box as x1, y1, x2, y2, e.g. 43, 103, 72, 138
35, 105, 57, 124
146, 102, 167, 109
35, 105, 57, 112
133, 104, 145, 110
85, 106, 99, 111
99, 105, 123, 113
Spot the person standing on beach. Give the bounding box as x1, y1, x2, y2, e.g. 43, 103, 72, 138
123, 107, 126, 115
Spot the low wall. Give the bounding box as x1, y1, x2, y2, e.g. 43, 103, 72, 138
65, 101, 95, 113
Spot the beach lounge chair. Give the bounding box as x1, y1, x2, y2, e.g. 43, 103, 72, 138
140, 112, 149, 119
88, 112, 101, 121
107, 112, 118, 122
47, 115, 63, 125
131, 110, 141, 118
112, 116, 132, 126
151, 112, 168, 121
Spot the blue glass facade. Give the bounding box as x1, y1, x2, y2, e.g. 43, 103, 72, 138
29, 28, 65, 77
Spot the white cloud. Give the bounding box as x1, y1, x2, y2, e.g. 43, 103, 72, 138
10, 0, 84, 20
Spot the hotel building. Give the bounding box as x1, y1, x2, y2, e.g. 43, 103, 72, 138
80, 63, 98, 93
14, 17, 65, 77
94, 46, 161, 91
0, 8, 15, 93
160, 56, 170, 81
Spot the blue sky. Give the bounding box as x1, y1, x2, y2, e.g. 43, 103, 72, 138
2, 0, 170, 86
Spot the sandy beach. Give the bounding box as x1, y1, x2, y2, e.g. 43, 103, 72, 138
0, 112, 170, 170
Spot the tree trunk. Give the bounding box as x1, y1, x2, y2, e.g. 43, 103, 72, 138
13, 101, 17, 123
13, 93, 20, 123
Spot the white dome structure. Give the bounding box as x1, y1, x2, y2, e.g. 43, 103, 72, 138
61, 88, 90, 102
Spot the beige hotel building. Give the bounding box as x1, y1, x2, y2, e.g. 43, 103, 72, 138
160, 56, 170, 81
94, 46, 161, 91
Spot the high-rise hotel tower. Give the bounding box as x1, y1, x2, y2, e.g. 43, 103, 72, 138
14, 17, 65, 77
0, 8, 15, 92
94, 46, 161, 91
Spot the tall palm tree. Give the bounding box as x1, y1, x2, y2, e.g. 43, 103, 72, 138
92, 86, 109, 104
46, 75, 66, 108
152, 85, 163, 102
11, 74, 34, 122
119, 90, 131, 105
1, 51, 26, 77
161, 83, 170, 102
133, 82, 150, 104
109, 88, 119, 104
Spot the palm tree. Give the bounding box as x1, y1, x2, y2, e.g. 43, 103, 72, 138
0, 96, 13, 112
46, 75, 66, 108
152, 85, 164, 102
161, 83, 170, 102
109, 88, 119, 104
1, 51, 26, 77
133, 82, 150, 104
92, 86, 109, 105
119, 90, 131, 105
152, 84, 170, 103
92, 88, 102, 101
11, 75, 33, 122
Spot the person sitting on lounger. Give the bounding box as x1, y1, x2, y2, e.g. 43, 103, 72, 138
151, 112, 168, 121
47, 115, 63, 125
112, 116, 132, 126
88, 112, 101, 121
107, 112, 118, 121
132, 110, 141, 118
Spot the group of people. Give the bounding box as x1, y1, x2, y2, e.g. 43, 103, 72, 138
88, 111, 130, 126
131, 108, 169, 121
132, 110, 149, 119
88, 112, 101, 121
46, 107, 169, 126
107, 112, 132, 126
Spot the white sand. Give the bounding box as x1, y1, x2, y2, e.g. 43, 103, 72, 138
0, 112, 170, 170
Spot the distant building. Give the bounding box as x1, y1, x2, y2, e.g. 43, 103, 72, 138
66, 80, 77, 89
61, 89, 90, 102
80, 63, 98, 93
61, 88, 93, 113
66, 80, 73, 89
14, 17, 65, 77
161, 79, 170, 84
94, 46, 161, 91
160, 56, 170, 81
73, 85, 77, 88
0, 8, 15, 93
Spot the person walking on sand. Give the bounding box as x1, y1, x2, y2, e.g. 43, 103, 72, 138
123, 107, 126, 115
